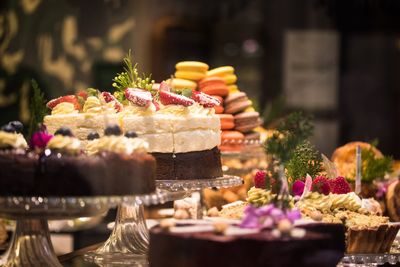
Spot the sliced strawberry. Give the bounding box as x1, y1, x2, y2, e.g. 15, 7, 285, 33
159, 81, 171, 92
152, 101, 160, 111
159, 90, 195, 107
76, 90, 88, 100
191, 91, 220, 108
101, 92, 123, 112
125, 88, 152, 107
47, 95, 80, 110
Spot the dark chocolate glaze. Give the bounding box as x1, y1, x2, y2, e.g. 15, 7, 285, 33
0, 149, 156, 196
152, 147, 223, 180
149, 225, 345, 267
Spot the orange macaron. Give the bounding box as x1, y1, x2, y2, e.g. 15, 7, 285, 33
219, 130, 244, 152
218, 114, 235, 130
198, 77, 229, 97
212, 95, 224, 114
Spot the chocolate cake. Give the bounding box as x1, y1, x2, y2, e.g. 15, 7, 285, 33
0, 123, 156, 197
149, 225, 345, 267
152, 147, 223, 180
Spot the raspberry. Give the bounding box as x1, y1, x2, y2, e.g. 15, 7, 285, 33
312, 176, 331, 195
47, 95, 80, 110
159, 90, 195, 107
254, 170, 266, 188
191, 91, 220, 108
292, 180, 305, 196
125, 88, 152, 107
330, 176, 352, 194
101, 92, 123, 112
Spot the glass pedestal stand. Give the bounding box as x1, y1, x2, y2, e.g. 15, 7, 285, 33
0, 196, 111, 267
85, 175, 242, 265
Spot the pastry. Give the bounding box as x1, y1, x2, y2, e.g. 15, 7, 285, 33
212, 95, 224, 114
166, 78, 197, 91
234, 111, 262, 133
174, 61, 209, 81
207, 66, 235, 77
219, 130, 244, 152
224, 92, 252, 114
198, 77, 229, 97
218, 114, 235, 130
386, 179, 400, 221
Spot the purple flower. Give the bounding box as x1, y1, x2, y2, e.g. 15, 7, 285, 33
292, 180, 305, 196
30, 131, 53, 150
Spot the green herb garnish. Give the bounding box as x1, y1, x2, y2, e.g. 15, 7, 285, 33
28, 79, 48, 137
361, 145, 393, 183
286, 141, 322, 180
112, 50, 154, 100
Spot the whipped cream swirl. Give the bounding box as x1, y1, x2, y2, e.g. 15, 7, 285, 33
46, 135, 81, 155
0, 131, 28, 149
51, 102, 78, 115
85, 135, 149, 156
83, 96, 116, 114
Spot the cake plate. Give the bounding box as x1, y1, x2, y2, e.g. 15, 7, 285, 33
84, 175, 242, 265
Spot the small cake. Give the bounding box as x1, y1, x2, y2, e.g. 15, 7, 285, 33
0, 121, 156, 196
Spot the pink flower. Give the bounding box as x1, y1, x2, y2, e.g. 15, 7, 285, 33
292, 180, 305, 196
30, 131, 53, 150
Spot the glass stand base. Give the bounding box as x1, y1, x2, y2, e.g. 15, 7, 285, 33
85, 203, 150, 265
0, 219, 62, 267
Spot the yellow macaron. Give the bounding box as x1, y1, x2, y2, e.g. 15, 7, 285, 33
175, 70, 206, 81
166, 78, 197, 91
207, 66, 235, 77
245, 106, 256, 112
222, 74, 237, 85
175, 61, 209, 73
228, 84, 240, 93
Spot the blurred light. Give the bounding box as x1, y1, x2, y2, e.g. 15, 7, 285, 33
242, 39, 259, 55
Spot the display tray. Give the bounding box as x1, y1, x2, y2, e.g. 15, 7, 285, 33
156, 175, 243, 191
340, 253, 400, 265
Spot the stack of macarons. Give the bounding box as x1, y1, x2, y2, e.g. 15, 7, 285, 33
168, 62, 262, 152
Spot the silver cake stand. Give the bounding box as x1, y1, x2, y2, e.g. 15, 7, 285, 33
84, 175, 243, 265
0, 190, 172, 267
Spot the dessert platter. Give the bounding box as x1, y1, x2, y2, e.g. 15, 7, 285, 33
37, 58, 243, 265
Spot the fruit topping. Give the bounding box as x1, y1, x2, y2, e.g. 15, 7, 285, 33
329, 176, 352, 194
292, 180, 305, 196
101, 91, 123, 112
1, 124, 15, 133
159, 90, 195, 106
192, 91, 220, 107
47, 95, 80, 110
54, 127, 73, 137
159, 81, 171, 92
125, 131, 138, 138
254, 170, 266, 188
104, 124, 122, 136
8, 121, 24, 133
30, 131, 53, 150
87, 132, 100, 140
125, 88, 152, 107
312, 176, 331, 195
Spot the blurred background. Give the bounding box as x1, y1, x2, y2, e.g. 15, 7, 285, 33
1, 0, 400, 157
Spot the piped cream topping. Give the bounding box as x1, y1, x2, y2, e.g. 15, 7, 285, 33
83, 96, 116, 114
46, 135, 81, 154
51, 102, 78, 115
122, 102, 156, 116
85, 135, 149, 156
158, 103, 214, 116
0, 131, 28, 149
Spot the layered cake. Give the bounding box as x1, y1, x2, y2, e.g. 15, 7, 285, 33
44, 83, 223, 180
0, 121, 156, 196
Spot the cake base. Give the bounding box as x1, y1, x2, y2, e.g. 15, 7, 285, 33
149, 225, 345, 267
0, 150, 156, 196
152, 147, 222, 180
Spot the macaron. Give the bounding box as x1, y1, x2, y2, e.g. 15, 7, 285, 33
176, 61, 209, 72
175, 70, 206, 81
207, 66, 235, 77
224, 92, 251, 114
222, 74, 237, 85
244, 131, 261, 143
228, 84, 240, 94
166, 78, 197, 91
198, 77, 229, 97
212, 95, 224, 114
219, 130, 244, 152
234, 111, 262, 133
218, 114, 235, 130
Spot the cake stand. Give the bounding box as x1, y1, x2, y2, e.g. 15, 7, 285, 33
84, 175, 242, 265
0, 190, 171, 267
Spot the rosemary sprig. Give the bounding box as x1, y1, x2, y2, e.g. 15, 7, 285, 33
28, 79, 48, 138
